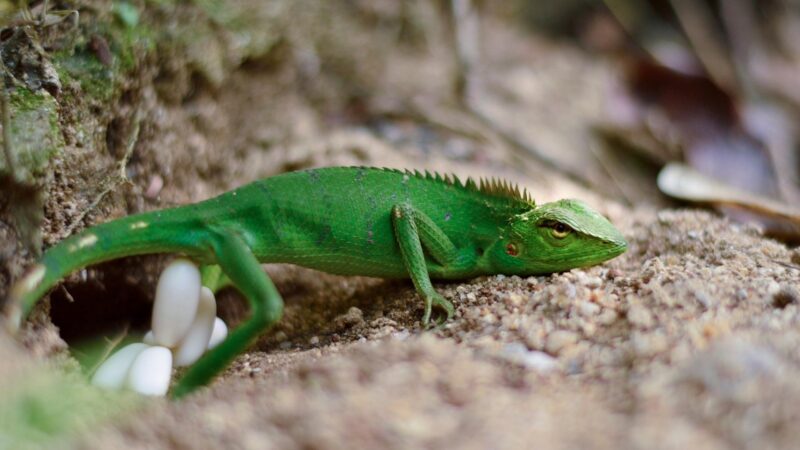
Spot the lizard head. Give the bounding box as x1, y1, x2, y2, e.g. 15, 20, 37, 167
486, 199, 627, 275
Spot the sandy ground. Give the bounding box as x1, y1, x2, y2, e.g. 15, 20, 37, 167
69, 207, 798, 450
2, 2, 799, 449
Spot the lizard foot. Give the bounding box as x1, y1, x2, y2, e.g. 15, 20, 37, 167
423, 293, 455, 327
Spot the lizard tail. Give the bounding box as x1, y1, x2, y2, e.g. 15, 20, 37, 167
3, 209, 202, 333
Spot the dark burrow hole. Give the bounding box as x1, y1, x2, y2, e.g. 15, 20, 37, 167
49, 261, 153, 345
48, 257, 248, 348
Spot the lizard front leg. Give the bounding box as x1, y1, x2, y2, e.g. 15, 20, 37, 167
173, 228, 283, 398
391, 203, 457, 325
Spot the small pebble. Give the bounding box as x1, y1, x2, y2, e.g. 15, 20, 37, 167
507, 293, 524, 306
585, 277, 602, 289
767, 281, 781, 296
578, 301, 600, 316
126, 346, 173, 396
605, 269, 622, 280
91, 343, 148, 390
173, 287, 217, 367
632, 332, 668, 357
392, 330, 411, 341
501, 343, 559, 373
145, 175, 164, 199
274, 331, 288, 343
545, 330, 578, 355
627, 304, 654, 329
791, 249, 800, 265
333, 307, 364, 329
152, 259, 202, 347
596, 309, 618, 325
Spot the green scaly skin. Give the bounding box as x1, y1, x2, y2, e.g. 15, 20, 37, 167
4, 167, 627, 397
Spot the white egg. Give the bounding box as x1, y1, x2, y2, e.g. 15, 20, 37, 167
151, 259, 201, 347
143, 330, 156, 345
173, 287, 217, 367
91, 343, 149, 390
208, 317, 228, 350
125, 346, 173, 396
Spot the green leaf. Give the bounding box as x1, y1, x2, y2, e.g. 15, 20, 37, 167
113, 2, 140, 29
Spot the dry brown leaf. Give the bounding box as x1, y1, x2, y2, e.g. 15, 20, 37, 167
658, 162, 800, 243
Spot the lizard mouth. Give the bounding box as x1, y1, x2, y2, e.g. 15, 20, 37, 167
608, 240, 628, 258
569, 238, 628, 266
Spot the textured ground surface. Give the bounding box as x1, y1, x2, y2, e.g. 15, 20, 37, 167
72, 207, 799, 450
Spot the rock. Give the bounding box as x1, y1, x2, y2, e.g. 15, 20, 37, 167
501, 343, 559, 373
545, 330, 579, 355
632, 332, 668, 357
578, 301, 600, 316
1, 27, 61, 95
791, 249, 800, 265
627, 303, 654, 329
585, 277, 602, 289
596, 309, 618, 325
334, 306, 364, 329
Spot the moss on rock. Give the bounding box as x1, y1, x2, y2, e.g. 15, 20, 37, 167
1, 87, 62, 184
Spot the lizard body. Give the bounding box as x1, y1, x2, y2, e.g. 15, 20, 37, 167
4, 166, 626, 396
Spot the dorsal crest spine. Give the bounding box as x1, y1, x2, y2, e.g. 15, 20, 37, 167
391, 167, 534, 207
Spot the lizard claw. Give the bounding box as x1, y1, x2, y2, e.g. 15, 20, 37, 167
422, 294, 454, 328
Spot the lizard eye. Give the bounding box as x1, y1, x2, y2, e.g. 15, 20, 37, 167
550, 223, 572, 239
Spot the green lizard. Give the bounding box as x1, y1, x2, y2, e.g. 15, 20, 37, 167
4, 166, 626, 397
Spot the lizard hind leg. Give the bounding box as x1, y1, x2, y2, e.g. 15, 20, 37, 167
199, 264, 234, 294
172, 230, 283, 398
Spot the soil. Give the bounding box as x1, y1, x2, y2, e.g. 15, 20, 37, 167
1, 2, 799, 449
72, 209, 799, 450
